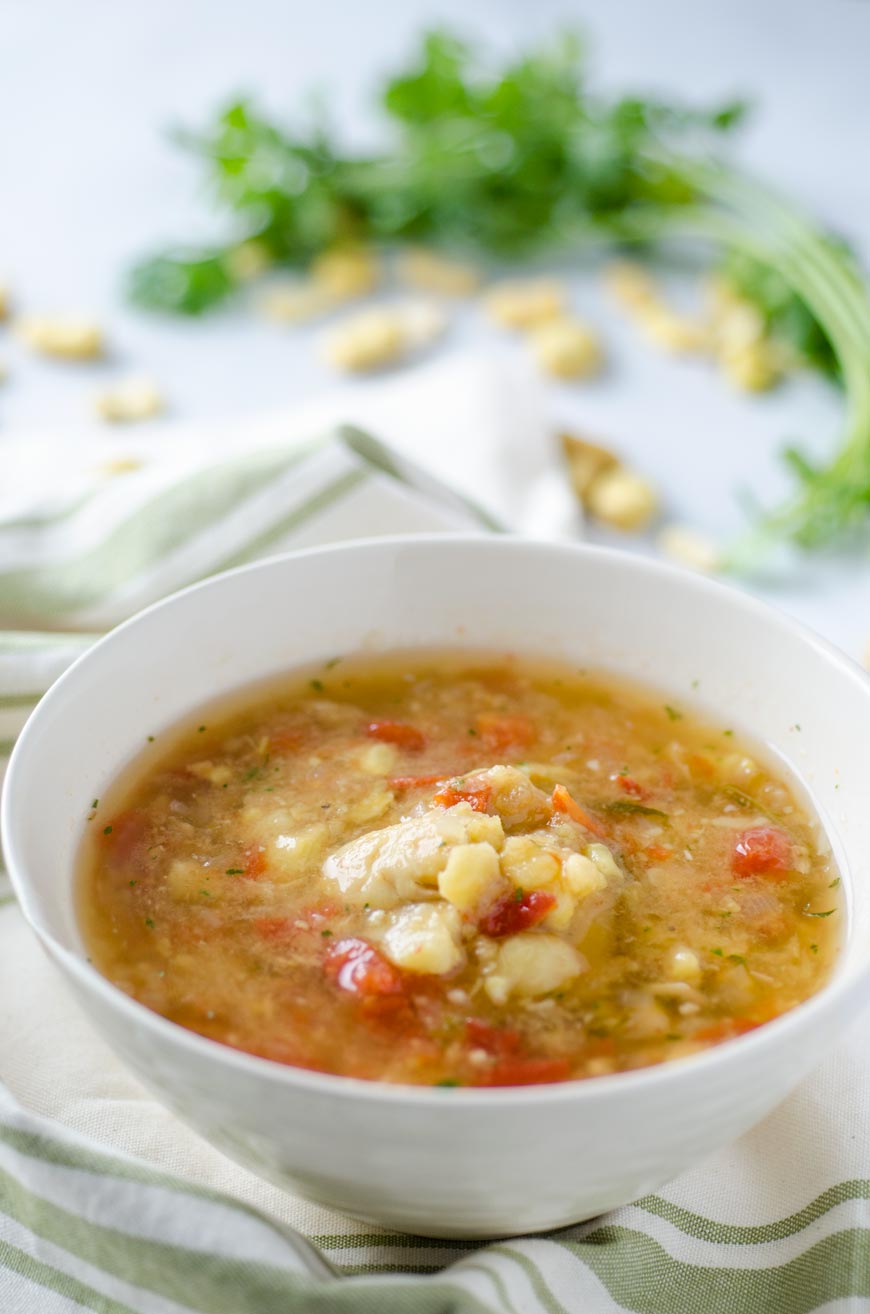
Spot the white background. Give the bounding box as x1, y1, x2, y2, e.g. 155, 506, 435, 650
1, 0, 869, 655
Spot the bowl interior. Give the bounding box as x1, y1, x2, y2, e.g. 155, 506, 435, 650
5, 535, 870, 993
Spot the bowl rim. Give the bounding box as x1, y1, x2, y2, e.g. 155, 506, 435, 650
4, 531, 869, 1109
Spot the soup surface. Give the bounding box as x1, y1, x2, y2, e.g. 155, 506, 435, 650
79, 651, 840, 1086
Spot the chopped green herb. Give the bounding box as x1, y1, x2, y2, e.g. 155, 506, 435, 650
435, 1078, 461, 1088
225, 868, 244, 875
324, 657, 342, 670
721, 784, 786, 826
723, 729, 734, 737
810, 943, 819, 953
727, 953, 746, 965
199, 890, 211, 898
103, 825, 113, 835
514, 886, 524, 902
243, 767, 260, 781
691, 679, 700, 690
602, 800, 668, 819
128, 880, 137, 887
198, 725, 206, 733
147, 735, 155, 743
711, 947, 724, 957
829, 877, 841, 888
468, 728, 478, 736
665, 1034, 682, 1042
310, 679, 325, 693
321, 929, 333, 937
91, 798, 99, 809
664, 705, 682, 722
803, 906, 836, 918
144, 918, 155, 929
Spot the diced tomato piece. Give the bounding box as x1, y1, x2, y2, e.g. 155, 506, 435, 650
433, 780, 492, 813
308, 899, 342, 925
254, 916, 295, 940
551, 784, 607, 838
465, 1018, 521, 1057
475, 713, 535, 752
732, 827, 792, 880
325, 937, 404, 997
615, 774, 649, 799
389, 774, 445, 790
366, 720, 426, 752
645, 844, 673, 862
102, 810, 149, 865
243, 846, 267, 879
695, 1017, 765, 1044
480, 1056, 571, 1086
479, 889, 557, 938
269, 729, 302, 753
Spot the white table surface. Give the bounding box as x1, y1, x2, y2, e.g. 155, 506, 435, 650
1, 0, 869, 659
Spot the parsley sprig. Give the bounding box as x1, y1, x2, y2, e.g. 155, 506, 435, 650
128, 30, 870, 553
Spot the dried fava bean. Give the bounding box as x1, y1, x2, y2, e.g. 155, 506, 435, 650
396, 247, 480, 297
656, 523, 720, 574
603, 260, 658, 310
311, 245, 380, 300
399, 300, 448, 352
605, 261, 707, 354
585, 467, 659, 532
530, 317, 603, 379
99, 456, 143, 477
635, 305, 709, 354
560, 432, 620, 501
483, 278, 565, 330
17, 314, 104, 360
322, 308, 405, 371
255, 280, 334, 325
320, 301, 446, 373
95, 377, 164, 423
719, 340, 785, 392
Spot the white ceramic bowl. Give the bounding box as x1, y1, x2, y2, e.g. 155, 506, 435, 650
4, 536, 870, 1239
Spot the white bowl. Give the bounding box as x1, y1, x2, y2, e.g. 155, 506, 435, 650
4, 536, 870, 1239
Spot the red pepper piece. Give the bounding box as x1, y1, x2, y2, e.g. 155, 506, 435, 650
465, 1018, 521, 1056
243, 845, 267, 879
551, 785, 607, 838
389, 774, 445, 790
475, 713, 535, 752
479, 889, 556, 938
433, 780, 492, 813
366, 720, 426, 752
615, 774, 649, 799
325, 937, 404, 996
481, 1056, 572, 1086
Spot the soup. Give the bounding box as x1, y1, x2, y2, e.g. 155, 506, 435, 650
78, 651, 840, 1087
